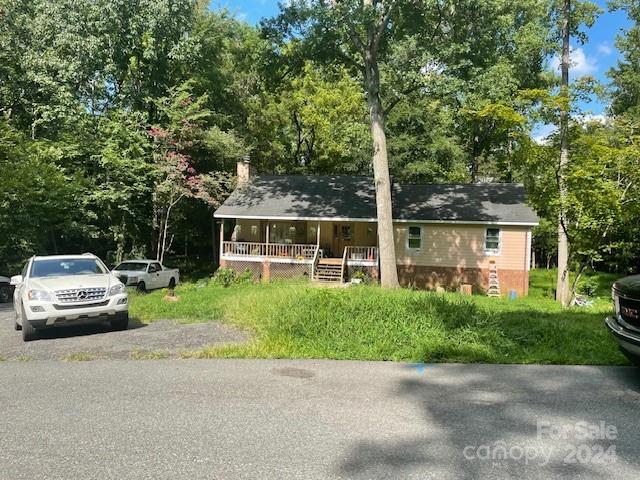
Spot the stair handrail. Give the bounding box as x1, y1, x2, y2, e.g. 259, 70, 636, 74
340, 247, 348, 283
311, 245, 321, 280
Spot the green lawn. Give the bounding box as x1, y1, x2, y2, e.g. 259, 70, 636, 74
129, 269, 628, 365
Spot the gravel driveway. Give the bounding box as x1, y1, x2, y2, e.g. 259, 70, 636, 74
0, 304, 248, 360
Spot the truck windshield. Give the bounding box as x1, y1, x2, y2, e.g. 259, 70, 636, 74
31, 259, 107, 278
114, 262, 148, 271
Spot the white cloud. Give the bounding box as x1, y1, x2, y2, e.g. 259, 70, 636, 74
576, 113, 609, 125
549, 47, 598, 76
597, 43, 613, 56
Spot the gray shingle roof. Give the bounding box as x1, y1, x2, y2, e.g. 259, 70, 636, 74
214, 175, 539, 225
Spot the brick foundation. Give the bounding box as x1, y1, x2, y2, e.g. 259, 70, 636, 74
396, 265, 529, 297
220, 259, 529, 296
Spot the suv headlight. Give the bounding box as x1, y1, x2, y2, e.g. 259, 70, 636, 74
28, 290, 53, 302
109, 284, 126, 296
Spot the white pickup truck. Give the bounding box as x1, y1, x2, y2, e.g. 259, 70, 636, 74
11, 254, 128, 341
111, 260, 179, 292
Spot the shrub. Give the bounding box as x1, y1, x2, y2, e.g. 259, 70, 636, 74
236, 269, 255, 284
212, 267, 236, 287
579, 277, 599, 297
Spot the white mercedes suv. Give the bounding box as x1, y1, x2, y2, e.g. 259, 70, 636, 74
11, 254, 128, 341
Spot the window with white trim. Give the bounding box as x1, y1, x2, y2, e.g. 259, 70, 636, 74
484, 228, 501, 255
407, 226, 422, 250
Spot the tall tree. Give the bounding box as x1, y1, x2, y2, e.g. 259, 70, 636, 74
359, 0, 400, 288
150, 82, 243, 263
556, 0, 571, 306
546, 0, 600, 305
265, 0, 434, 288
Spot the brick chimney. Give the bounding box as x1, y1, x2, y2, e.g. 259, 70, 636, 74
237, 155, 252, 186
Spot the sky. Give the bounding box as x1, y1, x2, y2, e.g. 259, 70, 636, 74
213, 1, 632, 142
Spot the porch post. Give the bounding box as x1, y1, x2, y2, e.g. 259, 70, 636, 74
219, 220, 225, 267
265, 222, 270, 257
316, 222, 320, 247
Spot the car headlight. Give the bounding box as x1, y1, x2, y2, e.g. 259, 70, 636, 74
109, 284, 126, 296
28, 290, 53, 302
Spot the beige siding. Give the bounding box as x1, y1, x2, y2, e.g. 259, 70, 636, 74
354, 222, 377, 246
317, 221, 333, 250
394, 224, 529, 271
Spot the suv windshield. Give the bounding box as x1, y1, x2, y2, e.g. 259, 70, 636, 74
114, 262, 148, 271
31, 259, 106, 278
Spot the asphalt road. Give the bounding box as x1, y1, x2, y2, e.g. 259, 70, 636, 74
1, 360, 639, 480
0, 304, 247, 360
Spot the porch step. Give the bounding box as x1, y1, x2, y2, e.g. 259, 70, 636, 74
314, 263, 344, 283
319, 258, 343, 266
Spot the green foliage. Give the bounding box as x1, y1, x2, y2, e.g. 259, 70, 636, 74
578, 277, 599, 297
236, 269, 255, 284
523, 119, 640, 274
212, 267, 237, 287
211, 267, 255, 287
0, 117, 87, 272
247, 62, 370, 174
351, 269, 369, 284
0, 0, 639, 276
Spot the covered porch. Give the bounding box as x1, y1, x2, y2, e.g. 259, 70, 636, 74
219, 219, 379, 283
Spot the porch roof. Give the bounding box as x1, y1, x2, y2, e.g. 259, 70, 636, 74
214, 175, 539, 226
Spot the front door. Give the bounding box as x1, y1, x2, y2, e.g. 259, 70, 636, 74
332, 223, 354, 257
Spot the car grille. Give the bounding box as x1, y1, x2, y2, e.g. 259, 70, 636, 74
619, 295, 640, 330
53, 300, 110, 310
55, 288, 107, 303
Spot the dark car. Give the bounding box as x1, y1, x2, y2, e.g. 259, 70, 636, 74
605, 275, 640, 365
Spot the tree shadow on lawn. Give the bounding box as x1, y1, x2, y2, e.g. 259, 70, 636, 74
396, 293, 626, 365
337, 364, 640, 479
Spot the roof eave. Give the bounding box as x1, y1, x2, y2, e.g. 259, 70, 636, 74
213, 212, 539, 227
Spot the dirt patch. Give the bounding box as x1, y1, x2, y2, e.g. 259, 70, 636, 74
0, 305, 248, 361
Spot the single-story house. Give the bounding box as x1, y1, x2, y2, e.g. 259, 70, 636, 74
214, 159, 539, 296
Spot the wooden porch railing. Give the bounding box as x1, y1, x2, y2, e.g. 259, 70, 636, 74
222, 241, 317, 260
344, 246, 379, 264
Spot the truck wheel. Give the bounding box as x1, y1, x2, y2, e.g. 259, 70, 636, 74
21, 304, 38, 342
137, 281, 146, 293
168, 278, 176, 289
110, 313, 129, 331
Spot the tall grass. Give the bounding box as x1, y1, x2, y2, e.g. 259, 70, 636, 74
131, 270, 628, 365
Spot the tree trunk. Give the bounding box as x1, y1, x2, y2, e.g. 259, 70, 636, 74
364, 52, 399, 288
160, 203, 174, 265
114, 217, 126, 265
556, 0, 571, 307
471, 123, 481, 183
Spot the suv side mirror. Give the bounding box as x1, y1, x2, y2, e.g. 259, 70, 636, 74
148, 266, 157, 273
10, 275, 23, 286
